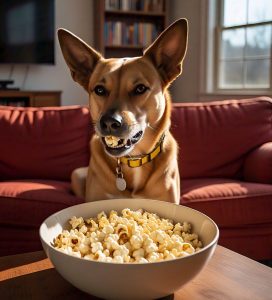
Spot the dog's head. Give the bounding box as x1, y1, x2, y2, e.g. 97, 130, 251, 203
58, 19, 188, 157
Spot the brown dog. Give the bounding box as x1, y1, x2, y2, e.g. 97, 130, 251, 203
58, 19, 188, 204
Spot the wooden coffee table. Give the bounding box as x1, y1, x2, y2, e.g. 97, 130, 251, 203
0, 245, 271, 300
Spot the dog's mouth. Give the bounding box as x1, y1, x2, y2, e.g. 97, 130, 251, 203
101, 131, 143, 156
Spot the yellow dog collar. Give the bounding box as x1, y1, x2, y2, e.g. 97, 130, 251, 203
120, 134, 165, 168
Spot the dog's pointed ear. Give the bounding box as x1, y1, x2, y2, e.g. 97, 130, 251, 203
58, 29, 102, 90
144, 19, 188, 84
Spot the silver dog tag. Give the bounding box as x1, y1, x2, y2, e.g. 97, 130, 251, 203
116, 177, 126, 191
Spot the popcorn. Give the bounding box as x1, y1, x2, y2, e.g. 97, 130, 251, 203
102, 224, 114, 235
103, 249, 110, 256
69, 216, 84, 229
79, 225, 88, 234
165, 252, 176, 260
94, 250, 107, 262
132, 248, 145, 259
145, 242, 158, 254
97, 211, 107, 220
182, 243, 194, 254
147, 252, 161, 262
84, 254, 94, 260
116, 224, 129, 235
113, 255, 124, 263
86, 219, 99, 232
53, 209, 202, 263
89, 232, 99, 243
79, 243, 90, 255
104, 136, 125, 148
130, 234, 143, 249
113, 245, 129, 258
99, 217, 110, 229
136, 257, 148, 263
91, 242, 103, 253
104, 234, 120, 251
105, 136, 118, 147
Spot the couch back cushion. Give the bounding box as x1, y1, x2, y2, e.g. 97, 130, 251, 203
0, 106, 92, 181
1, 97, 272, 181
171, 97, 272, 179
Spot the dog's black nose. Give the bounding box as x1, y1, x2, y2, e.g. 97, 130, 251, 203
99, 111, 126, 135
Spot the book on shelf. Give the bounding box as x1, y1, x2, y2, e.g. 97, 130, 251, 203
105, 0, 164, 12
9, 100, 26, 107
0, 99, 26, 107
104, 21, 161, 47
0, 100, 7, 106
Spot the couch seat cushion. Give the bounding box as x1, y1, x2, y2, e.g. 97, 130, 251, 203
0, 180, 84, 227
181, 178, 272, 227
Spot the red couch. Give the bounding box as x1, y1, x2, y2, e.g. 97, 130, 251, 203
1, 97, 272, 260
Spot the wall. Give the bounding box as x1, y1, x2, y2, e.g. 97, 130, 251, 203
168, 0, 202, 102
0, 0, 202, 105
0, 0, 94, 106
1, 1, 266, 105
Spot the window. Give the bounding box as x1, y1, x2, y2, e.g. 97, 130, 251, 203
217, 0, 272, 90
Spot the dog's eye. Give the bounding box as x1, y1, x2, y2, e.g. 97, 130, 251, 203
94, 85, 107, 96
133, 84, 148, 95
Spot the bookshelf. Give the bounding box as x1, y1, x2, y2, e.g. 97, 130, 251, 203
0, 90, 61, 107
94, 0, 169, 58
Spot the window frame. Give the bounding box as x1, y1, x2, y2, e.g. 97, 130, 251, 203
214, 0, 272, 93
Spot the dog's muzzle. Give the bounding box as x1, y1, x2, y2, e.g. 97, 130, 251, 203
97, 111, 143, 157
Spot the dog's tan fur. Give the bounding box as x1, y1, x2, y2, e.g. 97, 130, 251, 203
58, 19, 188, 204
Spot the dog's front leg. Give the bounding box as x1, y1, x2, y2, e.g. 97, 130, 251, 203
132, 168, 180, 204
71, 167, 88, 198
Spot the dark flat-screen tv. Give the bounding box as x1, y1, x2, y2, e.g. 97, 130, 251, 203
0, 0, 55, 64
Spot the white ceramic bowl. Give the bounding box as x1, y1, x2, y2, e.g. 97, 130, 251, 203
40, 198, 219, 300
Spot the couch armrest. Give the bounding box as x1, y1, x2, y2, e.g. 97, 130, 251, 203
243, 142, 272, 183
